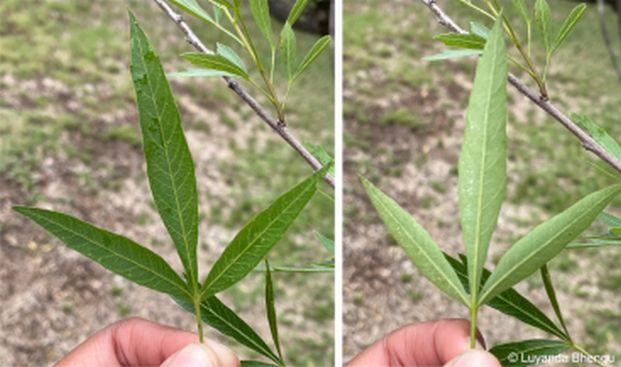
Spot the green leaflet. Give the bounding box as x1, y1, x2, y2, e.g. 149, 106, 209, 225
600, 211, 621, 227
424, 49, 482, 62
551, 4, 587, 54
264, 260, 283, 359
281, 22, 296, 81
446, 254, 568, 340
211, 0, 232, 9
14, 206, 190, 300
306, 143, 335, 177
540, 265, 570, 337
175, 295, 280, 363
316, 231, 335, 254
250, 0, 274, 48
200, 165, 330, 299
361, 177, 469, 305
292, 35, 332, 83
168, 0, 239, 43
535, 0, 552, 53
573, 113, 621, 162
459, 17, 507, 304
216, 43, 247, 73
182, 52, 250, 80
169, 68, 237, 78
130, 13, 199, 286
490, 339, 569, 367
470, 21, 490, 39
287, 0, 310, 26
435, 32, 487, 49
512, 0, 531, 25
480, 184, 621, 305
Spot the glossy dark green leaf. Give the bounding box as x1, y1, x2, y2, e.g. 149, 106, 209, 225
490, 339, 569, 367
292, 35, 331, 83
535, 0, 552, 52
459, 17, 507, 304
182, 52, 250, 79
361, 178, 469, 305
201, 165, 329, 298
435, 32, 486, 49
250, 0, 274, 48
264, 260, 282, 359
480, 184, 621, 305
551, 4, 587, 53
424, 49, 482, 61
14, 206, 191, 300
573, 113, 621, 161
446, 254, 567, 340
281, 22, 296, 80
175, 295, 280, 363
130, 13, 199, 284
287, 0, 310, 26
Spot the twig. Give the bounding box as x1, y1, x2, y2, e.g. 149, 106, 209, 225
420, 0, 621, 175
153, 0, 335, 188
598, 0, 621, 81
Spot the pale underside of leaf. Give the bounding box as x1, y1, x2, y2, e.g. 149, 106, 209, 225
362, 178, 469, 305
480, 184, 621, 304
459, 16, 507, 304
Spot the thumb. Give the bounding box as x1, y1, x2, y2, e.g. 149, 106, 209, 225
160, 342, 239, 367
444, 350, 501, 367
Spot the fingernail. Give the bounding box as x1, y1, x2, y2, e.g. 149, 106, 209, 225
445, 350, 501, 367
161, 344, 214, 367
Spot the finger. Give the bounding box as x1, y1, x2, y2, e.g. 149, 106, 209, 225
159, 342, 240, 367
56, 317, 237, 367
347, 319, 482, 367
444, 350, 501, 367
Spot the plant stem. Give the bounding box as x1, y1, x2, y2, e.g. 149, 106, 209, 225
469, 306, 478, 349
573, 344, 607, 367
193, 296, 205, 343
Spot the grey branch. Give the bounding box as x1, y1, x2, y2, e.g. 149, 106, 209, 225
153, 0, 335, 188
420, 0, 621, 174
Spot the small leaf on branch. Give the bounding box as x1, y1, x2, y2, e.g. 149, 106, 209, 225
182, 52, 250, 79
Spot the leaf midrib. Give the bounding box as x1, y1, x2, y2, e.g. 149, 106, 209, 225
468, 30, 503, 303
200, 180, 316, 298
134, 31, 197, 285
480, 192, 614, 304
26, 209, 190, 298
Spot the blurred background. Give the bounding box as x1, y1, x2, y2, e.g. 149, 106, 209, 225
0, 0, 334, 366
344, 0, 621, 363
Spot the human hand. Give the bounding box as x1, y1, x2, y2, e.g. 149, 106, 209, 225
346, 319, 501, 367
55, 317, 239, 367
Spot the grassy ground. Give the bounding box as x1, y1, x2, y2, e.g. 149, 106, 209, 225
344, 0, 621, 363
0, 1, 334, 366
